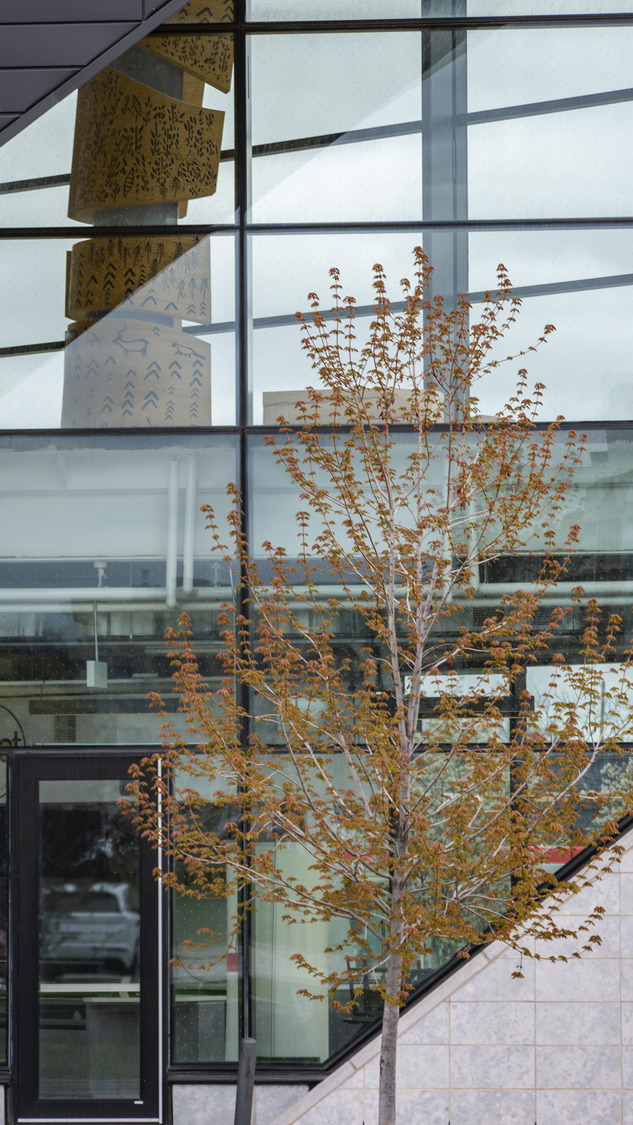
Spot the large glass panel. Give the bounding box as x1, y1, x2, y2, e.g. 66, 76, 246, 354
468, 27, 633, 111
250, 424, 633, 605
0, 434, 237, 745
469, 229, 633, 422
171, 775, 239, 1065
248, 423, 633, 1063
251, 755, 383, 1064
250, 228, 633, 425
467, 27, 633, 219
252, 848, 359, 1063
38, 777, 141, 1099
250, 26, 633, 222
0, 234, 235, 428
250, 230, 431, 424
250, 33, 424, 223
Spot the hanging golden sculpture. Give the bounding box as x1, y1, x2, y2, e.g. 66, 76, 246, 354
63, 320, 211, 428
141, 32, 233, 94
67, 68, 224, 223
66, 237, 210, 323
62, 0, 233, 428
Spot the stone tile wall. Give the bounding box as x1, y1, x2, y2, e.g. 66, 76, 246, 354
172, 1082, 309, 1125
255, 826, 633, 1125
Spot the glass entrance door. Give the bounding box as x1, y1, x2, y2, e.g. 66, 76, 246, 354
16, 755, 160, 1123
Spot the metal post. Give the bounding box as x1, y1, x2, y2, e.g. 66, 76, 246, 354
233, 1037, 256, 1125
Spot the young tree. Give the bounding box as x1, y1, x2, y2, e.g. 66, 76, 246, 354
131, 248, 633, 1125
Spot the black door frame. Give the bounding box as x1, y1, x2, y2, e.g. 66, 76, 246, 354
13, 752, 161, 1125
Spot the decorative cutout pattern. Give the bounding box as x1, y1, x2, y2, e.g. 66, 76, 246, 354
66, 237, 210, 323
62, 321, 211, 428
142, 31, 234, 94
165, 0, 234, 24
67, 68, 224, 223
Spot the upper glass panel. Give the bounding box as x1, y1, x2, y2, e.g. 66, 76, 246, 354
250, 27, 633, 222
250, 228, 633, 424
468, 27, 633, 219
469, 228, 633, 421
248, 0, 633, 18
249, 32, 423, 223
248, 0, 423, 16
0, 234, 235, 428
470, 1, 633, 12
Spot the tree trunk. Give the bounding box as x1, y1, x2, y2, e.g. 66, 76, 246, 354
378, 947, 403, 1125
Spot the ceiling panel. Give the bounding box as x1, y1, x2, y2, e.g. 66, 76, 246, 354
0, 0, 194, 150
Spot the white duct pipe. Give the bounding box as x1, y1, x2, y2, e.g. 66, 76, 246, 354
478, 580, 633, 598
182, 454, 196, 596
0, 580, 625, 605
0, 587, 233, 611
166, 459, 179, 609
0, 587, 169, 602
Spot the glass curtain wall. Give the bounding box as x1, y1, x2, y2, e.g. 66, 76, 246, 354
0, 0, 632, 1077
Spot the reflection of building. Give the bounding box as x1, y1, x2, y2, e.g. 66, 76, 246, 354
0, 3, 633, 1124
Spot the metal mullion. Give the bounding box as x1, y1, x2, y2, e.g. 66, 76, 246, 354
242, 15, 633, 32
0, 226, 235, 238
9, 218, 633, 240
231, 219, 633, 230
233, 0, 254, 1049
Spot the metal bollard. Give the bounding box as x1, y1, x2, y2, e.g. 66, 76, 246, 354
233, 1037, 256, 1125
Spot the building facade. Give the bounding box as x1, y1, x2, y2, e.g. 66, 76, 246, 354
1, 1, 633, 1122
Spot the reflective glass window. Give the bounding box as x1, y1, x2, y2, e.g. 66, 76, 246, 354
249, 230, 429, 424
249, 33, 424, 223
250, 755, 384, 1064
171, 775, 240, 1065
0, 234, 236, 428
38, 777, 141, 1099
249, 27, 633, 223
467, 27, 633, 219
249, 229, 633, 425
469, 229, 633, 422
0, 434, 237, 746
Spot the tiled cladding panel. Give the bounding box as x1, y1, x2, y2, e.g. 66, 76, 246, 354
240, 825, 633, 1125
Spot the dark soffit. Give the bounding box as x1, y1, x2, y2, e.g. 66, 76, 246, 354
0, 0, 198, 151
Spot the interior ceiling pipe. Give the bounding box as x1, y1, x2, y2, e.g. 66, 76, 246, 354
166, 459, 179, 609
182, 453, 196, 596
0, 588, 170, 603
477, 580, 633, 597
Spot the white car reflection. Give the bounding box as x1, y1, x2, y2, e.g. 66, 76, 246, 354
40, 882, 140, 977
171, 936, 229, 987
